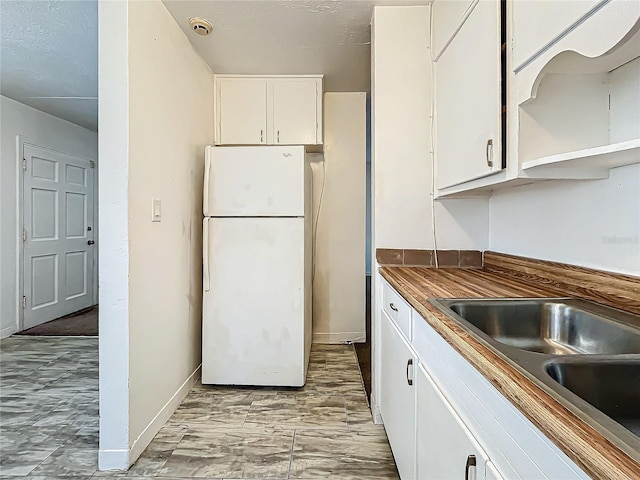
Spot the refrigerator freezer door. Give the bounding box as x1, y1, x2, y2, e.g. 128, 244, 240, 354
204, 145, 306, 217
202, 217, 310, 386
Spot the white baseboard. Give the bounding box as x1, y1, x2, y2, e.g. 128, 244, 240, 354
128, 365, 201, 464
312, 331, 366, 344
98, 448, 129, 471
0, 325, 17, 339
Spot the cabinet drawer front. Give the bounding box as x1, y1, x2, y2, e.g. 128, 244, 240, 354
382, 280, 412, 340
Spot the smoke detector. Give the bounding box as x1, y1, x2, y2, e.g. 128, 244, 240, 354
189, 17, 213, 36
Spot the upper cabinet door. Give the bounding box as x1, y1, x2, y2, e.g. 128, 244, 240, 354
434, 0, 502, 190
272, 79, 320, 145
217, 78, 267, 145
513, 0, 602, 70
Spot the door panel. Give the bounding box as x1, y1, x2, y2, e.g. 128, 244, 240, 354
202, 217, 307, 386
23, 144, 95, 329
380, 312, 417, 479
218, 78, 268, 145
416, 363, 489, 480
272, 79, 318, 145
204, 146, 306, 217
435, 0, 502, 189
31, 255, 57, 308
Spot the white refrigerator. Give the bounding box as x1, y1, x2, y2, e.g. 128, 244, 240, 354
202, 145, 313, 386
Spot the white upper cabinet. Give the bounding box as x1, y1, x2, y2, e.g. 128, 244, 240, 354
434, 0, 503, 190
215, 75, 323, 146
217, 78, 268, 145
513, 0, 603, 70
272, 79, 319, 145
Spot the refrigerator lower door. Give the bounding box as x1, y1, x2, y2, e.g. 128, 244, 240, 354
202, 217, 310, 386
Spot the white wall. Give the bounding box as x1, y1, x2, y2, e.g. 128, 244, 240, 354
127, 0, 213, 457
98, 0, 214, 469
98, 0, 130, 469
0, 95, 98, 339
372, 6, 433, 251
371, 6, 489, 252
311, 93, 366, 344
489, 165, 640, 276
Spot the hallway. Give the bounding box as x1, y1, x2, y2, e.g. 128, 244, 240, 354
0, 339, 398, 479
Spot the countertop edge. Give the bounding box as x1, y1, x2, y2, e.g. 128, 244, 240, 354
380, 266, 640, 480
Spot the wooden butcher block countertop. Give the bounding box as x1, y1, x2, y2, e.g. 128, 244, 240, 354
380, 252, 640, 480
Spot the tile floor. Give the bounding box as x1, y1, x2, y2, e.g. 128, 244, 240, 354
0, 338, 398, 479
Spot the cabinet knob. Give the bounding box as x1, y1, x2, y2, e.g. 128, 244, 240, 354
486, 139, 493, 167
406, 359, 413, 386
465, 454, 477, 480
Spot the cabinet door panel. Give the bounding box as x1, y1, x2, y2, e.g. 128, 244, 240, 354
486, 460, 506, 480
380, 312, 417, 479
218, 78, 267, 145
435, 0, 502, 189
273, 79, 318, 145
416, 363, 489, 480
513, 0, 602, 70
432, 0, 475, 59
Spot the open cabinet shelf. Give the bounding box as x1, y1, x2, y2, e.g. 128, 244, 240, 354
522, 138, 640, 179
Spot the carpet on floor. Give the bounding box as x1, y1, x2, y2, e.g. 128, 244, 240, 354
18, 305, 98, 336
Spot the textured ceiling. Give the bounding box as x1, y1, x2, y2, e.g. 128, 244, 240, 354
0, 0, 427, 131
1, 0, 98, 131
162, 0, 430, 92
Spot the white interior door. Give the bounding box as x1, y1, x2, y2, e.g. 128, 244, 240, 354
22, 144, 95, 329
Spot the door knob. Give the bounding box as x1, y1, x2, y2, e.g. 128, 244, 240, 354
87, 240, 95, 245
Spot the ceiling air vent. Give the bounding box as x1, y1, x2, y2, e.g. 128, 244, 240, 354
189, 17, 213, 36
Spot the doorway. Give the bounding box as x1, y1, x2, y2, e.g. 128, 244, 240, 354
20, 142, 97, 332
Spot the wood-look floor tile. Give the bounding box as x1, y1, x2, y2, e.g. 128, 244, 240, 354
158, 428, 293, 478
290, 429, 399, 479
29, 446, 98, 477
244, 394, 347, 430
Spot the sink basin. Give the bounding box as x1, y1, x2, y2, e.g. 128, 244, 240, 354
546, 360, 640, 437
429, 297, 640, 460
440, 299, 640, 355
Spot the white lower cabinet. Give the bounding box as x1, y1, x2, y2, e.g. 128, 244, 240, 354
378, 280, 589, 480
416, 363, 501, 480
380, 311, 417, 479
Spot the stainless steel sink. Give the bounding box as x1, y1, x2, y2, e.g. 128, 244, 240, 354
429, 297, 640, 461
546, 360, 640, 437
443, 299, 640, 355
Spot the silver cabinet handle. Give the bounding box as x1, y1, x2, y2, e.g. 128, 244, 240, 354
277, 130, 280, 143
389, 303, 398, 312
486, 139, 493, 167
406, 359, 413, 386
465, 455, 476, 480
260, 129, 264, 143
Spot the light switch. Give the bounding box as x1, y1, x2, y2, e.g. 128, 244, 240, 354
152, 198, 161, 222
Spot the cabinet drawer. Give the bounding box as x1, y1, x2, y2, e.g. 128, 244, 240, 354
382, 280, 412, 340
